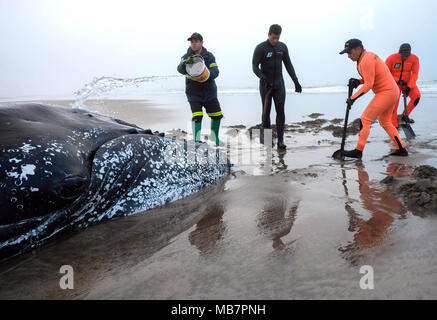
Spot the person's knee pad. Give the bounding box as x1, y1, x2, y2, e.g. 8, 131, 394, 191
414, 98, 420, 106
192, 116, 203, 123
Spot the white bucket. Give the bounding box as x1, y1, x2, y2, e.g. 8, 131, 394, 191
186, 56, 210, 83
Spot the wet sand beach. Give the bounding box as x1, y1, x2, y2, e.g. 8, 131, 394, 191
1, 91, 437, 299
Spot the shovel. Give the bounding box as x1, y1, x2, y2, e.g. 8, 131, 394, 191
399, 88, 416, 139
259, 84, 274, 145
332, 83, 354, 160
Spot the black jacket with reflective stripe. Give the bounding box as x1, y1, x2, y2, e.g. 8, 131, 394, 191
177, 47, 219, 102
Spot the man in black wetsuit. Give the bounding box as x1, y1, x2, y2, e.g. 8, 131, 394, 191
252, 24, 302, 149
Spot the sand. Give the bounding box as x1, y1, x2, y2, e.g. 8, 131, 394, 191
385, 165, 437, 214
1, 91, 437, 299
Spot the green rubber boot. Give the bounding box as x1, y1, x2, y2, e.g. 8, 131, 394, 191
192, 121, 202, 142
210, 119, 225, 146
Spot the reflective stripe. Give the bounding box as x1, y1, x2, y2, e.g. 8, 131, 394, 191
192, 112, 204, 117
207, 111, 222, 117
209, 63, 217, 68
185, 74, 195, 81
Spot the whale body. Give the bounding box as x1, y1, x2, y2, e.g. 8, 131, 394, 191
0, 103, 230, 261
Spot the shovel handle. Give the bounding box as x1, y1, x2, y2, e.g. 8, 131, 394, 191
400, 85, 413, 122
340, 84, 354, 151
263, 86, 273, 115
348, 83, 353, 99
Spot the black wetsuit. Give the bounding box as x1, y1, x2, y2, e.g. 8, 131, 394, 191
252, 40, 300, 142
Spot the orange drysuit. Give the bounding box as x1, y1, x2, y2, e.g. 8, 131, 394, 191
385, 53, 421, 127
352, 51, 405, 151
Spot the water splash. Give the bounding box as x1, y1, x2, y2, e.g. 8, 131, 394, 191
72, 75, 181, 109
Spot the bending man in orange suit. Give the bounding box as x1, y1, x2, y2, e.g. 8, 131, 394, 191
339, 39, 408, 159
386, 43, 421, 128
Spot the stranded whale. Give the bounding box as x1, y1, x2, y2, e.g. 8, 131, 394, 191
0, 103, 230, 261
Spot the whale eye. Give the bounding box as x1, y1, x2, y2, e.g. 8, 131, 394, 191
53, 175, 88, 200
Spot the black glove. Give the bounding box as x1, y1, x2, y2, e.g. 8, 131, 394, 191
404, 86, 411, 96
349, 78, 361, 89
397, 80, 407, 86
294, 82, 302, 93
346, 98, 355, 110
184, 56, 195, 65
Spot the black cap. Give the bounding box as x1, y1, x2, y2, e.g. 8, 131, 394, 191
187, 32, 203, 41
399, 43, 411, 57
339, 39, 363, 55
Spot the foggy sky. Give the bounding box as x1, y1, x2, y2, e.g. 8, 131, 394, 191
1, 0, 436, 98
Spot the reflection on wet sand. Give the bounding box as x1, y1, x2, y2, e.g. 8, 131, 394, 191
1, 94, 437, 299
0, 179, 227, 299
386, 162, 415, 178
189, 206, 226, 256
340, 162, 408, 265
257, 197, 299, 250
272, 149, 288, 173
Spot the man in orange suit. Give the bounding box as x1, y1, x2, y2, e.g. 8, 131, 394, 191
339, 39, 408, 159
385, 43, 420, 128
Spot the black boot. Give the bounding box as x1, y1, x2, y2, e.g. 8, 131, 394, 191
276, 124, 286, 150
341, 149, 363, 159
391, 136, 408, 156
389, 147, 408, 157
402, 114, 415, 124
277, 141, 287, 150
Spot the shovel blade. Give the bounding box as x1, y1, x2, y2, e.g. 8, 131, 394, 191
400, 123, 416, 139
332, 149, 344, 160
